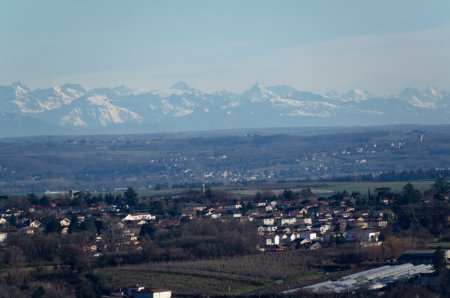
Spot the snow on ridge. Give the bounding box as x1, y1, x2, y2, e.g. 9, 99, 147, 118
409, 96, 436, 109
242, 83, 278, 102
270, 97, 337, 109
60, 108, 87, 126
288, 110, 332, 117
173, 109, 194, 117
152, 89, 187, 97
82, 95, 143, 125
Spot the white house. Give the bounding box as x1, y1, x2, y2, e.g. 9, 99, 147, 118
280, 217, 297, 226
281, 233, 297, 244
258, 226, 277, 234
297, 208, 308, 217
311, 224, 331, 234
361, 229, 381, 242
210, 213, 221, 219
263, 218, 275, 226
265, 205, 274, 212
122, 213, 156, 222
265, 234, 281, 246
30, 220, 42, 228
0, 232, 7, 243
60, 218, 71, 227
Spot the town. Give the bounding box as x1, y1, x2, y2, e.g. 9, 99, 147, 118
0, 176, 449, 296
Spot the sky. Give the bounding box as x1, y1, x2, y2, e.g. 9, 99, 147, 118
1, 0, 450, 94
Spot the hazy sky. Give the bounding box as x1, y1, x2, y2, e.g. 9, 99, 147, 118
1, 0, 449, 94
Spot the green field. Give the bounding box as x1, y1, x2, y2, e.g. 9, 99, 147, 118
318, 180, 434, 193
427, 242, 450, 249
227, 180, 435, 198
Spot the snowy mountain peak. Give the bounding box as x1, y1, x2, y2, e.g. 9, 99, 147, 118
341, 89, 371, 101
111, 85, 135, 96
11, 81, 29, 89
399, 86, 445, 103
2, 82, 450, 137
171, 81, 196, 92
242, 83, 278, 102
12, 82, 30, 96
60, 95, 143, 127
61, 83, 87, 93
425, 86, 444, 99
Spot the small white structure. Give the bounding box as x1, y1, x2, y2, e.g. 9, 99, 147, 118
134, 289, 172, 298
30, 220, 42, 228
281, 233, 297, 244
122, 285, 145, 296
263, 218, 275, 225
265, 234, 280, 246
0, 232, 7, 243
280, 217, 297, 226
312, 224, 330, 234
361, 229, 380, 242
122, 286, 171, 298
60, 218, 71, 227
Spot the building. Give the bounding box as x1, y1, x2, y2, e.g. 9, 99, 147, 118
296, 263, 434, 294
122, 213, 156, 222
133, 289, 172, 298
122, 285, 145, 297
0, 232, 7, 243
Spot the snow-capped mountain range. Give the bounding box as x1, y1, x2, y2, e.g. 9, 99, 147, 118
0, 82, 449, 137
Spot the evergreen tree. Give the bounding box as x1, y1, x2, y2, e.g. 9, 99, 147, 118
433, 177, 450, 197
124, 188, 138, 206
433, 248, 447, 274
402, 183, 421, 204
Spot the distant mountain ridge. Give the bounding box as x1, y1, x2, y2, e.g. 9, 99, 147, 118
0, 81, 449, 137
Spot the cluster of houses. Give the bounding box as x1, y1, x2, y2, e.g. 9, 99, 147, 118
0, 204, 159, 255
179, 197, 388, 251
251, 201, 384, 251
0, 191, 389, 256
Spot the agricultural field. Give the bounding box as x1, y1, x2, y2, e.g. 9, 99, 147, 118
98, 251, 357, 296
227, 180, 434, 199
427, 242, 450, 249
